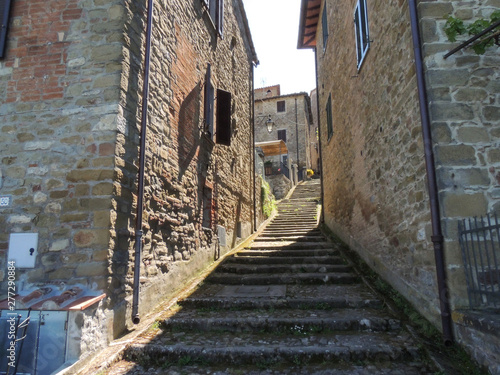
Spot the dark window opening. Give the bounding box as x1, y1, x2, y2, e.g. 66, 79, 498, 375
326, 94, 333, 140
277, 100, 285, 112
277, 129, 287, 143
202, 0, 224, 37
216, 88, 231, 146
354, 0, 370, 69
202, 186, 213, 229
0, 0, 13, 59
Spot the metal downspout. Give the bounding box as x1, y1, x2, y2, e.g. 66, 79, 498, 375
313, 49, 325, 223
251, 64, 257, 232
408, 0, 453, 345
132, 0, 154, 325
295, 98, 300, 178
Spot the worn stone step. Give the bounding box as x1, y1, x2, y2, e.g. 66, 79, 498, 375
162, 308, 401, 333
225, 255, 346, 265
261, 230, 322, 236
253, 236, 325, 242
205, 272, 359, 285
237, 249, 339, 257
248, 242, 335, 250
125, 331, 422, 366
217, 263, 352, 274
106, 360, 436, 375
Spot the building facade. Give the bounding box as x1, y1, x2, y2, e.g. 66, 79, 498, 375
254, 85, 313, 181
299, 0, 499, 371
0, 0, 258, 369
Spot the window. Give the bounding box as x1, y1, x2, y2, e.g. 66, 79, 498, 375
354, 0, 370, 70
204, 64, 214, 139
326, 94, 333, 140
0, 0, 13, 59
202, 0, 224, 36
322, 5, 329, 50
202, 186, 213, 229
216, 89, 231, 146
277, 129, 287, 143
277, 100, 285, 113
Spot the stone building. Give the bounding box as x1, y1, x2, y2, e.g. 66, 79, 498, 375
299, 0, 499, 371
0, 0, 258, 371
254, 85, 313, 182
309, 88, 320, 174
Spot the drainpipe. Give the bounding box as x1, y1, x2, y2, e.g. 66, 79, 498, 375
132, 0, 154, 325
251, 64, 257, 232
295, 98, 300, 179
408, 0, 453, 345
313, 49, 325, 223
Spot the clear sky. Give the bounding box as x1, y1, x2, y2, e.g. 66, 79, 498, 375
242, 0, 317, 95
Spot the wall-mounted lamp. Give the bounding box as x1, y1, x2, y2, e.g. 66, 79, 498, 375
265, 115, 274, 133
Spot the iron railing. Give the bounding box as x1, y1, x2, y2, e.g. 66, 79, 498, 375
458, 213, 500, 308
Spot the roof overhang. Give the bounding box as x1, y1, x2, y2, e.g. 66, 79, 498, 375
255, 140, 288, 156
297, 0, 321, 49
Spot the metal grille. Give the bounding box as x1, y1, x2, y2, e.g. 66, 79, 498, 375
458, 213, 500, 308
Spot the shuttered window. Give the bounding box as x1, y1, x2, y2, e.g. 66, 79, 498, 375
202, 0, 224, 37
322, 5, 328, 50
0, 0, 13, 59
277, 100, 285, 112
216, 89, 231, 146
204, 64, 214, 139
354, 0, 370, 70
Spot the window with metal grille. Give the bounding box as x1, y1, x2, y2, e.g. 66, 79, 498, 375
277, 129, 286, 143
354, 0, 370, 70
0, 0, 13, 58
216, 89, 231, 146
326, 94, 333, 140
277, 100, 285, 112
322, 5, 329, 50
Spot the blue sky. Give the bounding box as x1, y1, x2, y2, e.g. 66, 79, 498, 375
242, 0, 317, 95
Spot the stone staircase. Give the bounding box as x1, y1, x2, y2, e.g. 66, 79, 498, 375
106, 180, 437, 374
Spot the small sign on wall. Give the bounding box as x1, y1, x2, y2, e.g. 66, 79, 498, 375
8, 233, 38, 268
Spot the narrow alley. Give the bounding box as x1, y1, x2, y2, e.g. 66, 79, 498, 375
99, 181, 439, 374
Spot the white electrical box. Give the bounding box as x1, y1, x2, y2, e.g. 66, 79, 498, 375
8, 233, 39, 268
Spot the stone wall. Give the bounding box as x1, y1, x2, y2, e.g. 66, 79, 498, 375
315, 0, 442, 325
0, 0, 257, 359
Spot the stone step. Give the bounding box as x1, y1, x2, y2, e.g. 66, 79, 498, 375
248, 242, 335, 249
217, 263, 352, 274
237, 249, 339, 257
261, 229, 322, 235
124, 332, 422, 367
253, 236, 325, 242
161, 308, 401, 333
225, 255, 346, 265
205, 272, 359, 285
108, 360, 436, 375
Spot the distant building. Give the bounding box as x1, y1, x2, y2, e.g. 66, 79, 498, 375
254, 85, 313, 182
298, 0, 499, 371
0, 0, 258, 371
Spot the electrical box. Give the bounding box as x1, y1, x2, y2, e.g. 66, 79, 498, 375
8, 233, 38, 268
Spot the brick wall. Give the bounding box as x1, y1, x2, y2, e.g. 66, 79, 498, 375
0, 0, 257, 357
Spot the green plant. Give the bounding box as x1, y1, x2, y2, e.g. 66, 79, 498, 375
444, 11, 500, 54
261, 179, 277, 218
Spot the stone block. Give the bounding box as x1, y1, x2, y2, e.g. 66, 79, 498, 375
50, 239, 70, 252
92, 182, 114, 196
437, 168, 490, 188
418, 2, 453, 18
67, 169, 114, 182
436, 145, 476, 166
76, 262, 107, 277
442, 192, 488, 217
487, 148, 500, 163
49, 267, 75, 280
483, 106, 500, 122
427, 70, 469, 87
456, 127, 489, 143
454, 88, 487, 103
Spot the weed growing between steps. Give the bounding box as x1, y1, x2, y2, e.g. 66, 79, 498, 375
320, 224, 489, 375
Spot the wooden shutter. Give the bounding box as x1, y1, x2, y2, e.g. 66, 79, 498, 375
0, 0, 13, 58
204, 64, 214, 139
277, 129, 287, 143
216, 89, 231, 146
217, 0, 224, 36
